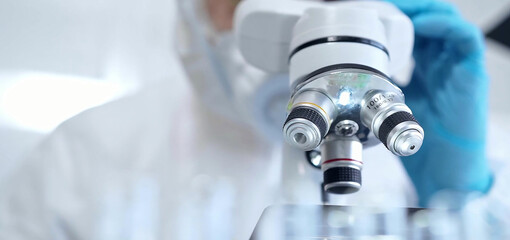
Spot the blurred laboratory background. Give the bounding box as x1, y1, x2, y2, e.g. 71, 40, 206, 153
0, 0, 177, 177
0, 0, 509, 239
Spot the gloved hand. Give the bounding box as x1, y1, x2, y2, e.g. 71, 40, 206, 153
386, 0, 493, 207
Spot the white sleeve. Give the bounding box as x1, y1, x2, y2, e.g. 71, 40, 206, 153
462, 114, 510, 238
463, 159, 510, 239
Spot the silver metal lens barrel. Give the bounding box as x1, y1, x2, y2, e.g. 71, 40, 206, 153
361, 90, 424, 156
283, 116, 324, 150
320, 136, 362, 194
283, 90, 337, 150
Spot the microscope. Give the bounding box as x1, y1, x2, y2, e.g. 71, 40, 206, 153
235, 0, 423, 195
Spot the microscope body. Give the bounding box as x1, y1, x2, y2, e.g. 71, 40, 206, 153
235, 0, 423, 194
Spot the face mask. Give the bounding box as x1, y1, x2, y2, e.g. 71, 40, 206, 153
175, 0, 290, 141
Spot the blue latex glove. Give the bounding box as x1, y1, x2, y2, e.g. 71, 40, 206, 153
386, 0, 493, 206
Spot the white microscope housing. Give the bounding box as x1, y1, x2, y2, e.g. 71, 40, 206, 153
235, 0, 423, 194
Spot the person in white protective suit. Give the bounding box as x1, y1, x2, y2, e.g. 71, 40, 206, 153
0, 0, 509, 239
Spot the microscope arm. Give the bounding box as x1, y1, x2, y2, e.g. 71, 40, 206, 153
234, 0, 413, 85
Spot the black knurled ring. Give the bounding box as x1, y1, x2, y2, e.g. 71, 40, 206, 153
324, 167, 362, 186
378, 111, 417, 148
284, 107, 328, 138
